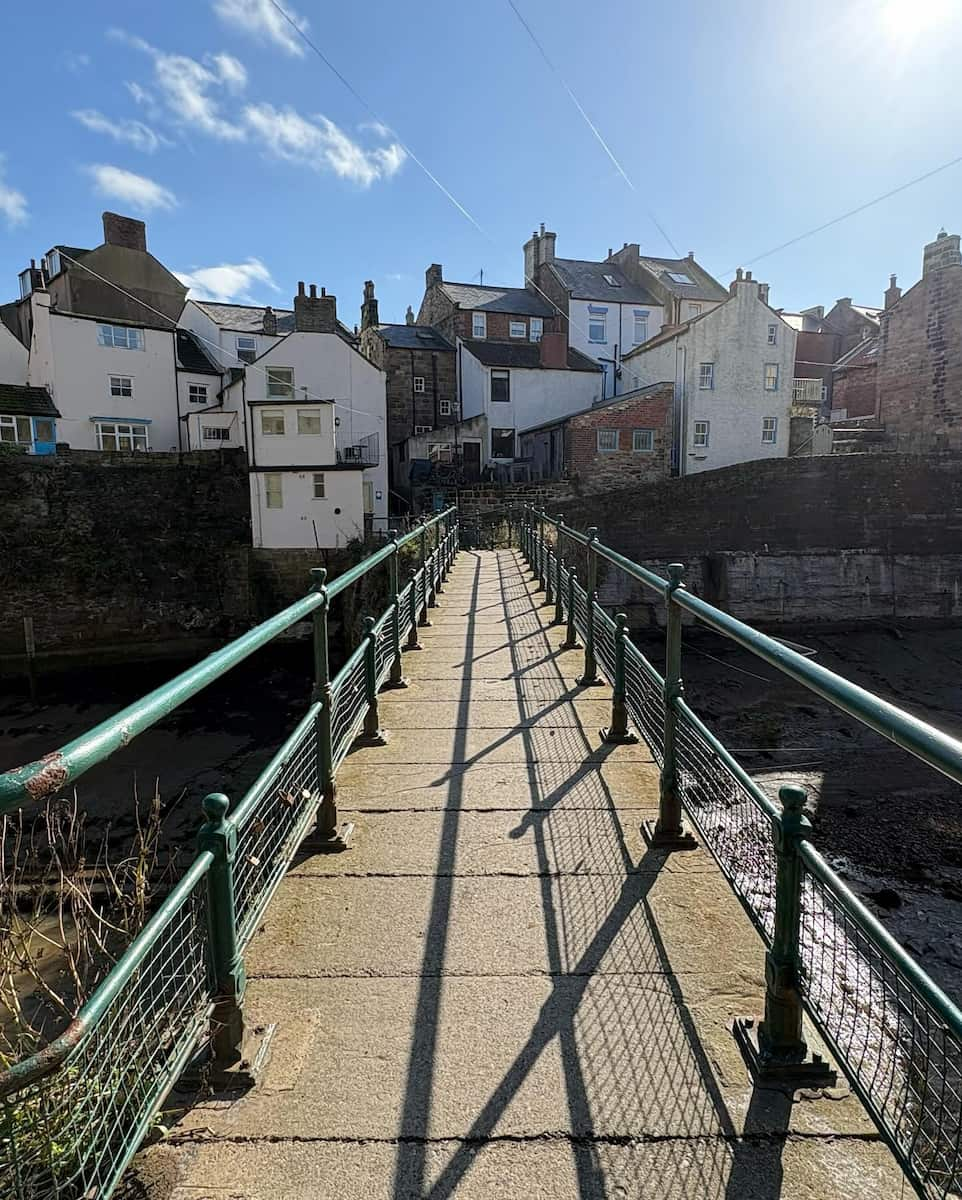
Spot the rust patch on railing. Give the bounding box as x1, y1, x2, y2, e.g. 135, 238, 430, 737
22, 752, 69, 802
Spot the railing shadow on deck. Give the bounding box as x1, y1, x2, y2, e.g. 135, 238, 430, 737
392, 549, 792, 1200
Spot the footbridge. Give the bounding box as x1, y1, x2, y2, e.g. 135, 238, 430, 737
1, 507, 960, 1199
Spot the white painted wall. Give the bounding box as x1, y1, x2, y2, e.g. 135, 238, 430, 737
566, 297, 665, 399
459, 344, 602, 462
184, 406, 244, 451
0, 321, 27, 384
626, 283, 796, 475
28, 298, 180, 451
250, 468, 364, 550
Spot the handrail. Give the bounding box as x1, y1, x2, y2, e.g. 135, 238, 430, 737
0, 507, 456, 816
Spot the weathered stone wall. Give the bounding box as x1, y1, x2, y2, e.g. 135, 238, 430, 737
0, 448, 252, 655
833, 360, 878, 419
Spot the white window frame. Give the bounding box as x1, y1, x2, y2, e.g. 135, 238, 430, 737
109, 375, 133, 398
439, 398, 452, 417
491, 369, 510, 403
633, 311, 649, 345
632, 428, 654, 453
761, 416, 778, 444
202, 425, 230, 442
312, 472, 326, 499
529, 318, 543, 343
588, 309, 607, 344
97, 323, 144, 351
236, 335, 257, 364
509, 320, 526, 339
689, 303, 702, 316
0, 415, 32, 444
668, 271, 693, 285
428, 442, 453, 463
266, 366, 295, 398
602, 273, 621, 288
260, 409, 285, 436
95, 420, 149, 452
188, 383, 208, 405
413, 424, 432, 435
597, 429, 619, 453
764, 363, 779, 391
297, 409, 322, 436
472, 312, 487, 338
413, 376, 426, 394
693, 421, 710, 448
264, 473, 283, 509
698, 362, 714, 390
767, 323, 778, 346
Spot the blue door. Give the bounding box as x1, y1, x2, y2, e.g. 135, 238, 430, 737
32, 417, 56, 455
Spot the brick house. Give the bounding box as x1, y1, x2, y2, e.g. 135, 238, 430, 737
416, 264, 556, 345
358, 281, 456, 461
831, 337, 879, 420
519, 382, 673, 489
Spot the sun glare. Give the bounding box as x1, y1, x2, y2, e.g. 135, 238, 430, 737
880, 0, 953, 41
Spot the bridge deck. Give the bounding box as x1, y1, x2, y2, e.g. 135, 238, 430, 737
139, 549, 901, 1199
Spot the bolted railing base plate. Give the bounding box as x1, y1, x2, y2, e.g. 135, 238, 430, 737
600, 726, 640, 745
560, 639, 582, 651
355, 730, 389, 747
179, 1021, 277, 1095
303, 820, 355, 854
733, 1018, 838, 1090
576, 675, 606, 687
381, 676, 410, 690
642, 819, 698, 850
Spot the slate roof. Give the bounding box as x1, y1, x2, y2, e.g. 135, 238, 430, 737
851, 304, 882, 323
375, 324, 454, 351
548, 259, 657, 305
176, 329, 223, 375
194, 301, 356, 341
439, 282, 553, 317
0, 384, 59, 417
834, 336, 879, 371
636, 255, 729, 302
460, 339, 601, 372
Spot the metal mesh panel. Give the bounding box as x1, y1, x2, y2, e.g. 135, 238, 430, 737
233, 706, 320, 947
414, 569, 426, 616
673, 703, 777, 942
0, 868, 210, 1200
594, 606, 617, 681
330, 651, 368, 770
374, 611, 394, 690
798, 859, 962, 1198
623, 642, 665, 764
573, 577, 589, 642
398, 581, 414, 644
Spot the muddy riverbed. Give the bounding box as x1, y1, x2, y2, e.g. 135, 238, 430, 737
2, 624, 961, 1003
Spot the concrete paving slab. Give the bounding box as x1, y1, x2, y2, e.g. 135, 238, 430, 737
333, 759, 664, 811
137, 1132, 903, 1200
375, 698, 615, 729
244, 870, 762, 979
377, 676, 601, 704
345, 726, 653, 765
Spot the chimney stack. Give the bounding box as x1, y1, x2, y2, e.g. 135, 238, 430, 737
687, 250, 695, 260
922, 229, 962, 277
405, 305, 415, 325
539, 330, 567, 369
757, 282, 770, 305
102, 211, 147, 253
262, 305, 277, 336
884, 273, 902, 310
425, 263, 443, 290
294, 282, 337, 334
360, 279, 379, 331
729, 267, 744, 297
539, 229, 556, 266
523, 230, 539, 286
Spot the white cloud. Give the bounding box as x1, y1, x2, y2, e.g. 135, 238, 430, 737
212, 0, 308, 56
72, 109, 166, 153
176, 258, 279, 303
0, 156, 28, 227
244, 104, 407, 187
116, 31, 247, 140
86, 164, 177, 212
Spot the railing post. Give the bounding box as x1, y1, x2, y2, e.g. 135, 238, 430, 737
406, 565, 423, 650
419, 524, 432, 626
360, 616, 387, 744
562, 569, 581, 650
602, 614, 639, 743
434, 518, 444, 594
735, 785, 837, 1085
544, 519, 555, 608
309, 567, 351, 851
535, 507, 546, 591
197, 792, 247, 1076
578, 528, 603, 686
553, 517, 565, 625
385, 532, 408, 689
645, 563, 695, 849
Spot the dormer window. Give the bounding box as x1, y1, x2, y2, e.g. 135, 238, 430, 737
45, 249, 62, 278
602, 274, 621, 287
667, 271, 694, 285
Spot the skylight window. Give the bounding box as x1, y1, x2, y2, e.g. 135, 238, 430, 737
602, 274, 621, 287
667, 271, 694, 284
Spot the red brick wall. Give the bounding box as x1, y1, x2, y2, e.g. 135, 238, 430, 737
833, 364, 877, 419
450, 309, 557, 342
566, 384, 672, 489
878, 266, 962, 449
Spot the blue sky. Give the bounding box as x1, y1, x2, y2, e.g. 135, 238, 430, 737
2, 0, 962, 325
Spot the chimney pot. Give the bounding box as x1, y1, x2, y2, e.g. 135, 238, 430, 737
310, 284, 317, 299
745, 270, 753, 281
539, 222, 545, 236
736, 268, 743, 281
623, 242, 628, 249
687, 250, 695, 260
405, 305, 415, 325
262, 305, 277, 336
607, 248, 612, 258
298, 281, 305, 296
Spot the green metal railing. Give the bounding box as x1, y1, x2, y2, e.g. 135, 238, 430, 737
521, 503, 962, 1200
0, 508, 459, 1200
